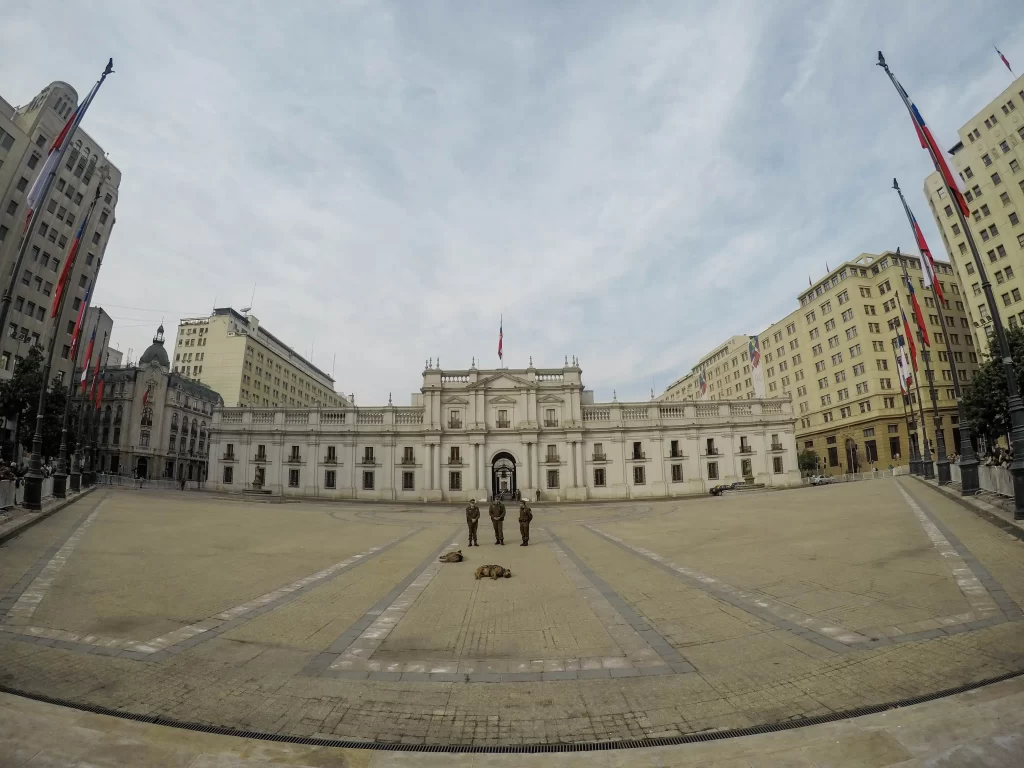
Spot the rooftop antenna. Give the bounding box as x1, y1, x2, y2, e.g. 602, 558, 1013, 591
240, 283, 256, 314
332, 353, 336, 378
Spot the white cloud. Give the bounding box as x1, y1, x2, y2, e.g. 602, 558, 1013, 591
1, 1, 1022, 404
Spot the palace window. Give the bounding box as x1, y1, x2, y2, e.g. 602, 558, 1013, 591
362, 471, 375, 490
324, 470, 336, 489
593, 468, 606, 486
547, 469, 559, 489
288, 469, 299, 487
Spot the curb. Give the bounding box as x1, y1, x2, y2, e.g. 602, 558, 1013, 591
909, 475, 1024, 543
0, 486, 98, 546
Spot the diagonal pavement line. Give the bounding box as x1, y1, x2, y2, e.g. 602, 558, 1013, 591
898, 482, 1018, 620
546, 528, 690, 670
584, 525, 866, 652
302, 527, 460, 676
1, 494, 109, 625
122, 527, 426, 655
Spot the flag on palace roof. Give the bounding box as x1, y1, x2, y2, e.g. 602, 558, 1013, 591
910, 209, 944, 303
80, 326, 95, 393
497, 316, 503, 361
893, 74, 971, 218
901, 309, 919, 373
698, 369, 707, 398
24, 78, 103, 230
996, 46, 1013, 73
905, 277, 930, 346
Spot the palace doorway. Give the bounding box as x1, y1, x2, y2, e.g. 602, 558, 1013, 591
136, 457, 148, 479
491, 452, 517, 500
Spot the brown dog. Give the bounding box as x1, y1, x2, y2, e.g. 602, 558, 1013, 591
474, 564, 512, 580
439, 550, 464, 563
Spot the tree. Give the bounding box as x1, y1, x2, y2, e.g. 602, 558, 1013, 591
797, 448, 819, 475
0, 346, 78, 461
961, 325, 1024, 446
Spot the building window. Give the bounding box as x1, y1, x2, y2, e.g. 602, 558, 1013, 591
288, 469, 299, 487
865, 440, 878, 463
449, 446, 461, 464
402, 471, 415, 490
363, 447, 374, 463
547, 469, 559, 489
594, 468, 606, 486
362, 471, 375, 490
633, 466, 645, 485
449, 471, 462, 491
707, 462, 719, 480
223, 466, 233, 484
889, 436, 901, 459
671, 464, 683, 482
772, 456, 783, 474
324, 470, 336, 489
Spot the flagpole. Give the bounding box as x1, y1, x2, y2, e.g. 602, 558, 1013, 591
0, 61, 113, 375
891, 336, 920, 474
893, 180, 975, 488
53, 183, 105, 498
899, 254, 946, 480
879, 52, 1024, 517
895, 288, 933, 479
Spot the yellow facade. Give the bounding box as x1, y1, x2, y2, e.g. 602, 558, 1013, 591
663, 252, 980, 475
923, 74, 1024, 354
172, 308, 346, 409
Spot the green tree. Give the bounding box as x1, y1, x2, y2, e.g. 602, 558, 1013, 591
797, 448, 819, 475
0, 346, 78, 461
961, 325, 1024, 445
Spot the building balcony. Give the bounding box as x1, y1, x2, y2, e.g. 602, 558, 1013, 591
543, 455, 560, 463
323, 457, 338, 464
669, 451, 684, 459
496, 421, 510, 429
400, 456, 416, 465
630, 452, 646, 461
770, 443, 785, 451
738, 446, 753, 454
704, 449, 720, 456
222, 453, 237, 462
359, 457, 378, 466
253, 454, 267, 463
448, 420, 463, 429
592, 453, 608, 462
285, 455, 303, 464
448, 457, 463, 465
543, 420, 559, 427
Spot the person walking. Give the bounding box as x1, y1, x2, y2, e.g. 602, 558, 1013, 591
488, 497, 506, 545
518, 499, 532, 546
466, 498, 480, 547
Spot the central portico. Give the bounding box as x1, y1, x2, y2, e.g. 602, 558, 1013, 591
210, 359, 800, 501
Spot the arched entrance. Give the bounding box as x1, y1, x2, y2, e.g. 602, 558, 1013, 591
845, 438, 860, 474
254, 466, 265, 489
136, 457, 148, 479
491, 452, 517, 500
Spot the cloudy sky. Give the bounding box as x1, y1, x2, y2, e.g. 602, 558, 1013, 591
1, 1, 1022, 405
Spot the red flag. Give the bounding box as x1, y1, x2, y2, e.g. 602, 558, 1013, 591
94, 375, 104, 409
142, 388, 149, 407
911, 217, 944, 304
88, 333, 106, 402
69, 283, 91, 362
51, 207, 94, 317
906, 279, 930, 346
996, 46, 1013, 73
902, 311, 919, 372
80, 327, 96, 393
498, 316, 503, 361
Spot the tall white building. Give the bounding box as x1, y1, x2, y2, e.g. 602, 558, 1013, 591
210, 361, 800, 502
0, 81, 120, 384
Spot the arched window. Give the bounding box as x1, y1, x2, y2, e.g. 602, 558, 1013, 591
171, 413, 178, 431
140, 407, 153, 428
115, 404, 123, 423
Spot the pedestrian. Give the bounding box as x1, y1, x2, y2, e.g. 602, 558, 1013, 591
518, 499, 532, 546
466, 498, 480, 547
488, 497, 505, 545
179, 475, 186, 491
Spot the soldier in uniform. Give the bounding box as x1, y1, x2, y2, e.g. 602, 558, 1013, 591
466, 499, 480, 546
518, 500, 533, 546
488, 497, 506, 545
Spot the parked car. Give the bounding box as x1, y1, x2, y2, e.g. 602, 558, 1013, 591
809, 475, 833, 486
709, 484, 730, 496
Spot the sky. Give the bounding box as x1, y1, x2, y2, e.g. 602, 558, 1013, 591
1, 1, 1022, 405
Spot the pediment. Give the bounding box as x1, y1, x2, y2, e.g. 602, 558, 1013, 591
537, 394, 563, 404
488, 395, 518, 405
470, 373, 532, 390
442, 396, 470, 405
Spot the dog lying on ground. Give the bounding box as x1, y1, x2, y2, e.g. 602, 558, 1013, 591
474, 564, 511, 580
439, 550, 464, 563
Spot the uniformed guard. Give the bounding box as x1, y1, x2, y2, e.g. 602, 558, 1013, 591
489, 497, 506, 545
466, 499, 480, 546
518, 500, 533, 546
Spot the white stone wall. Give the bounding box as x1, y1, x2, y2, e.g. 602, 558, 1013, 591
209, 366, 801, 502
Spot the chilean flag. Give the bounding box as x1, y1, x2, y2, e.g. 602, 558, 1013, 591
68, 283, 91, 362
51, 211, 92, 317
901, 310, 919, 373
79, 327, 95, 393
497, 316, 503, 361
909, 209, 944, 304
24, 78, 103, 231
906, 278, 930, 346
894, 75, 971, 218
896, 333, 914, 392
88, 334, 105, 402
996, 46, 1013, 74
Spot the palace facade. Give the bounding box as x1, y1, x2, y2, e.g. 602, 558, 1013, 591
209, 361, 800, 502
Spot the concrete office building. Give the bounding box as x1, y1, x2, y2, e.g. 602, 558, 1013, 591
0, 81, 120, 383
173, 308, 346, 409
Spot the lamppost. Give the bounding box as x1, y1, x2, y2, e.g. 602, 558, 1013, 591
891, 336, 920, 474
879, 53, 1024, 518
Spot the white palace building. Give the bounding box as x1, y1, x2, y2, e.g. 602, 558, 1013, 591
209, 361, 801, 502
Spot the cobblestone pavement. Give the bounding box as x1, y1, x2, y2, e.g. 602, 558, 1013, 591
0, 480, 1022, 747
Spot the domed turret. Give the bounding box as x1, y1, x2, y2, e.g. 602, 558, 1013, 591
139, 324, 169, 369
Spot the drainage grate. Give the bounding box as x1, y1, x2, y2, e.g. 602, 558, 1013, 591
3, 668, 1023, 753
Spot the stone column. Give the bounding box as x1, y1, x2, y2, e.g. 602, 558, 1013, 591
433, 443, 442, 493
532, 442, 540, 492
576, 441, 585, 487
571, 441, 578, 487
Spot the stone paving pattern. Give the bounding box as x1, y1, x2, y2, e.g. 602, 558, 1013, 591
0, 480, 1022, 747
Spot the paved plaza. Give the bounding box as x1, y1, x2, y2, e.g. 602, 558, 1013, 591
0, 479, 1023, 749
